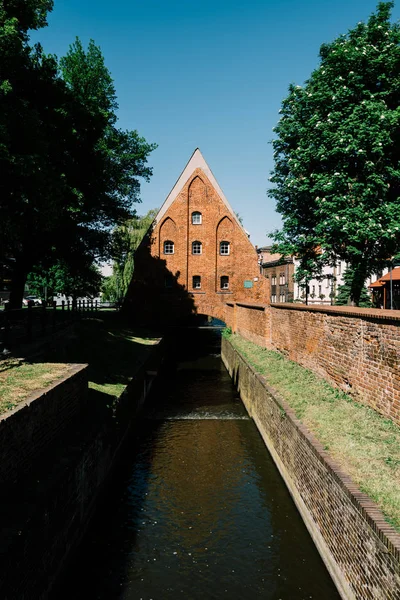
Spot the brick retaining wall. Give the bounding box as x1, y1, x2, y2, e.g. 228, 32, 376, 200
0, 364, 88, 486
222, 336, 400, 600
0, 341, 164, 599
270, 304, 400, 426
225, 302, 400, 426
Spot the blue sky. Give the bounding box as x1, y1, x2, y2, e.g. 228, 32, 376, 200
31, 0, 400, 247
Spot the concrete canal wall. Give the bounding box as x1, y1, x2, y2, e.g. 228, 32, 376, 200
0, 341, 164, 600
222, 336, 400, 600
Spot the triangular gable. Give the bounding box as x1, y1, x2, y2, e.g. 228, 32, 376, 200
154, 148, 246, 234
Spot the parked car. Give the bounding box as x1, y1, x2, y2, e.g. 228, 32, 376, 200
23, 296, 42, 306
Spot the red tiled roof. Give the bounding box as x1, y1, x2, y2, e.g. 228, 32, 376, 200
369, 267, 400, 288
377, 267, 400, 282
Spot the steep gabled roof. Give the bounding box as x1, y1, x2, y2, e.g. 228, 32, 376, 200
154, 148, 246, 234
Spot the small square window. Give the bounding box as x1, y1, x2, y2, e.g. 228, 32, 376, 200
193, 275, 201, 289
220, 276, 229, 289
164, 240, 174, 254
220, 241, 230, 255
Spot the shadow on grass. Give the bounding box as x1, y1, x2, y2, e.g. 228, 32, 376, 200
39, 311, 162, 400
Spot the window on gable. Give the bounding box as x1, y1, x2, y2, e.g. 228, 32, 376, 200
193, 275, 201, 289
192, 241, 202, 255
220, 276, 229, 290
192, 211, 202, 225
220, 241, 230, 255
163, 240, 174, 255
165, 275, 173, 288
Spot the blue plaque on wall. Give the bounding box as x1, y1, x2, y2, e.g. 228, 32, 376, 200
244, 280, 253, 288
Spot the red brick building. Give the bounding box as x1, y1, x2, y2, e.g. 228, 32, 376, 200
126, 149, 268, 324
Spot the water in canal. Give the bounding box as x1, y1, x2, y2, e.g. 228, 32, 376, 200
55, 326, 340, 600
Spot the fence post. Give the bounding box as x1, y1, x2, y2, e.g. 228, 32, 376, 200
3, 311, 10, 350
53, 300, 57, 330
26, 303, 33, 342
61, 300, 65, 311
41, 301, 46, 334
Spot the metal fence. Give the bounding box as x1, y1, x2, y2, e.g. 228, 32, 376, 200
0, 300, 110, 355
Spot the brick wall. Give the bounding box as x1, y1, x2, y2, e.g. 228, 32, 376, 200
126, 152, 269, 325
150, 166, 267, 304
223, 302, 400, 426
270, 304, 400, 426
0, 342, 164, 599
0, 364, 88, 486
235, 302, 270, 347
222, 337, 400, 600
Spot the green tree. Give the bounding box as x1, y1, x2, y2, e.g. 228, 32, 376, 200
0, 0, 53, 39
269, 2, 400, 305
0, 0, 61, 305
101, 275, 119, 303
107, 208, 158, 302
1, 26, 156, 308
59, 39, 157, 227
335, 267, 372, 306
27, 257, 103, 301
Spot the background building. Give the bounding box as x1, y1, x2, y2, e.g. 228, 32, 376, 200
257, 247, 384, 306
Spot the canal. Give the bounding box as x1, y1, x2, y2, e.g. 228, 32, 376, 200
54, 326, 340, 600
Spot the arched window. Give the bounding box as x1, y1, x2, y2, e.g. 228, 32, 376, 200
192, 211, 202, 225
220, 241, 230, 255
192, 241, 202, 255
220, 276, 229, 290
163, 240, 174, 254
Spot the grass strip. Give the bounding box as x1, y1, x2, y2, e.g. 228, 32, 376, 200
0, 313, 160, 415
226, 331, 400, 532
0, 360, 70, 414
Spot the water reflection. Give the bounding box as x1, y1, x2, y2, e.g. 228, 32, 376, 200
54, 329, 339, 600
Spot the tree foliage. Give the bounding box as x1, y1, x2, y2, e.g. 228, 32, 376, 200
269, 2, 400, 305
335, 267, 372, 307
102, 209, 158, 303
27, 258, 103, 300
0, 7, 156, 308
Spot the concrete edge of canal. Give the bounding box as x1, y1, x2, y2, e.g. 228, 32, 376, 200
221, 335, 400, 600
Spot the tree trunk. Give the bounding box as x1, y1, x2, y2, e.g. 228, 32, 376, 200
350, 263, 368, 307
8, 261, 29, 309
